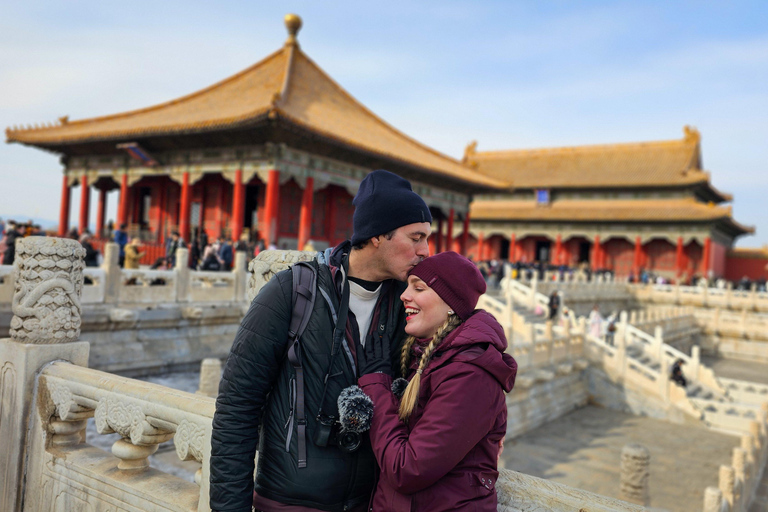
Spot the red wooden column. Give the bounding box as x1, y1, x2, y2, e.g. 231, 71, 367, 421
700, 237, 712, 276
428, 236, 436, 255
446, 209, 454, 254
476, 232, 485, 261
632, 236, 643, 275
262, 170, 280, 247
554, 234, 563, 266
96, 188, 107, 238
179, 172, 191, 242
675, 237, 685, 278
117, 173, 129, 227
436, 218, 444, 254
231, 169, 245, 241
460, 214, 470, 257
509, 233, 516, 262
58, 174, 71, 237
297, 177, 314, 250
78, 175, 90, 235
592, 235, 602, 271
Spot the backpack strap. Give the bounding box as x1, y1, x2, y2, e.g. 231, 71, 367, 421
287, 262, 317, 469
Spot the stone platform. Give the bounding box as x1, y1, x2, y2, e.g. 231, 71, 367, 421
502, 405, 740, 512
701, 356, 768, 386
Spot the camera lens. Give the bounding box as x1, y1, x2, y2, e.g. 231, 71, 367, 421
336, 430, 361, 453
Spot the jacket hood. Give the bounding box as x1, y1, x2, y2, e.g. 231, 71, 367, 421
413, 310, 517, 392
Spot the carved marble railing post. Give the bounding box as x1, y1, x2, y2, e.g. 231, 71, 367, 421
176, 247, 190, 302
0, 236, 90, 512
703, 486, 724, 512
247, 250, 317, 301
719, 465, 735, 509
197, 358, 222, 398
101, 241, 120, 304
620, 443, 650, 506
233, 250, 248, 301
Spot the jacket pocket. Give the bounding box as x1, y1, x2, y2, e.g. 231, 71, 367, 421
470, 471, 497, 498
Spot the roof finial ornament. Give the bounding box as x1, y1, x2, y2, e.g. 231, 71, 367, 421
284, 14, 302, 46
683, 125, 700, 143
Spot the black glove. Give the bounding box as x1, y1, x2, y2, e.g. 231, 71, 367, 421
358, 333, 392, 376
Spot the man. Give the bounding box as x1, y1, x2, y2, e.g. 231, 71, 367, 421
165, 231, 186, 267
113, 224, 129, 267
2, 221, 19, 265
210, 170, 432, 512
218, 236, 233, 271
548, 290, 560, 320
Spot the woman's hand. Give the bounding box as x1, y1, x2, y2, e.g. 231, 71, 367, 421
358, 334, 392, 376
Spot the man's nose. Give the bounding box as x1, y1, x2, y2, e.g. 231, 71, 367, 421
417, 238, 430, 258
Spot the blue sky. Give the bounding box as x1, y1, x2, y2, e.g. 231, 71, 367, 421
2, 1, 767, 246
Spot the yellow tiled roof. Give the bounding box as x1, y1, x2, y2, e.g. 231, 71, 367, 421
728, 247, 768, 259
470, 197, 753, 233
6, 37, 507, 190
466, 127, 711, 189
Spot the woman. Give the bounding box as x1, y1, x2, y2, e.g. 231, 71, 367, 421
588, 304, 604, 339
124, 238, 145, 269
358, 251, 517, 511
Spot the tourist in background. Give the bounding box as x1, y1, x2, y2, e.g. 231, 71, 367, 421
80, 234, 100, 267
165, 231, 186, 268
0, 217, 5, 244
189, 228, 203, 270
548, 290, 560, 320
217, 236, 233, 271
2, 221, 19, 265
671, 359, 687, 387
201, 241, 222, 271
113, 224, 129, 267
124, 238, 145, 269
357, 251, 517, 511
588, 304, 604, 339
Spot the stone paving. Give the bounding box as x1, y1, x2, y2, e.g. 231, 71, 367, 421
502, 405, 740, 512
701, 355, 768, 386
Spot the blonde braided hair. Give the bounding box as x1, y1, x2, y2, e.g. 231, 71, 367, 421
398, 314, 462, 421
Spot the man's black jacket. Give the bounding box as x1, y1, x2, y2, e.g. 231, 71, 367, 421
210, 247, 407, 511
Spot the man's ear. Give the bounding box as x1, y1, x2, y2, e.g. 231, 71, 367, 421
371, 236, 382, 248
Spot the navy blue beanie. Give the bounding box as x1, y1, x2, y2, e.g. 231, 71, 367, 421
351, 170, 432, 245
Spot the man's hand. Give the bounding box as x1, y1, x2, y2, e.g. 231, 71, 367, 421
358, 334, 392, 376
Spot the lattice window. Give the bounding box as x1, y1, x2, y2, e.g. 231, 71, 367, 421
645, 239, 676, 272
279, 180, 302, 236
604, 239, 634, 275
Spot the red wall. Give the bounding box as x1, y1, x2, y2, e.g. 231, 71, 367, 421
725, 254, 768, 280
712, 241, 728, 277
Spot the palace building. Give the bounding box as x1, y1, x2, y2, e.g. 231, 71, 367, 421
5, 15, 756, 279
463, 127, 753, 279
5, 15, 506, 256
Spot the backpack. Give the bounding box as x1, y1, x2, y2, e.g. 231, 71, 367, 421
286, 262, 317, 469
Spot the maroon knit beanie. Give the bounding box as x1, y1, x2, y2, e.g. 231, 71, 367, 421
408, 251, 486, 320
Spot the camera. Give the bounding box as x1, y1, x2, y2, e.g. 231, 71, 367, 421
313, 415, 362, 453
336, 429, 362, 454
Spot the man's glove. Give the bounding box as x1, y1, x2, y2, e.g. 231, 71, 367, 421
358, 333, 392, 376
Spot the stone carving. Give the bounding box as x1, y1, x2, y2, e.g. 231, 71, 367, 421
48, 382, 91, 422
95, 397, 173, 446
10, 237, 85, 343
175, 419, 206, 462
620, 443, 650, 506
247, 250, 317, 302
94, 397, 144, 440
